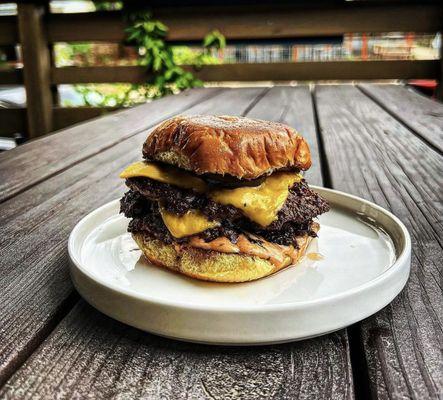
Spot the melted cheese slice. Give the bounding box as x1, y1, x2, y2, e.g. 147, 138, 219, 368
159, 207, 219, 238
120, 161, 207, 192
120, 161, 302, 231
210, 172, 302, 226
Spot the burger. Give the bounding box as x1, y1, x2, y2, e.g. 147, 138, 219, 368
119, 115, 329, 282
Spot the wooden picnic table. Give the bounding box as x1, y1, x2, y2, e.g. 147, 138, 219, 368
0, 84, 441, 399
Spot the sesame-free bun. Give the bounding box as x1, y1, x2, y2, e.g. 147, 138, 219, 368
142, 115, 311, 180
132, 231, 314, 283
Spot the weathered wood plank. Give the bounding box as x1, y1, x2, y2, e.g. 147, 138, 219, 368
52, 66, 149, 84
0, 88, 220, 203
358, 84, 443, 153
314, 84, 443, 399
438, 45, 443, 101
0, 108, 26, 137
52, 60, 440, 84
0, 87, 354, 398
17, 3, 53, 138
53, 106, 119, 130
0, 15, 17, 45
0, 88, 266, 385
1, 301, 353, 400
46, 3, 443, 43
0, 69, 23, 84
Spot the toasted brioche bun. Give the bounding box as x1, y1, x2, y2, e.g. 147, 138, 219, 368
142, 115, 311, 180
132, 231, 314, 283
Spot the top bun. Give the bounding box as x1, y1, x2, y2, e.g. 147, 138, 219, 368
142, 115, 311, 179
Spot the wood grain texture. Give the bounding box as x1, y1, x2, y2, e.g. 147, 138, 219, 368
0, 88, 220, 203
438, 44, 443, 101
52, 60, 440, 84
46, 4, 443, 43
358, 84, 443, 153
0, 88, 264, 384
17, 3, 53, 138
0, 69, 23, 85
314, 85, 443, 399
52, 106, 119, 131
0, 106, 120, 137
0, 87, 354, 398
1, 301, 352, 400
0, 108, 26, 137
0, 15, 17, 45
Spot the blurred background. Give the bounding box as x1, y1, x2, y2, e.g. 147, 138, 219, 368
0, 0, 441, 150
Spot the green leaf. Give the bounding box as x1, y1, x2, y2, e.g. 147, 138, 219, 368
203, 30, 226, 49
155, 21, 168, 33
153, 56, 162, 71
203, 34, 215, 48
123, 9, 210, 99
126, 30, 140, 42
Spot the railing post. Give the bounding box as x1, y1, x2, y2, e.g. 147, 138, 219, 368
17, 3, 53, 138
437, 38, 443, 101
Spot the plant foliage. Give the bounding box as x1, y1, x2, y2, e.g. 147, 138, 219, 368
67, 7, 225, 107
125, 11, 225, 98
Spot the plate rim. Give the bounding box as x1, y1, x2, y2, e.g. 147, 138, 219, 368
68, 186, 411, 312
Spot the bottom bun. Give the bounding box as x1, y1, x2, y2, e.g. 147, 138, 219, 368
132, 231, 315, 283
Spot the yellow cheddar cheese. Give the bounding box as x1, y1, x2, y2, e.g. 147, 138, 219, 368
120, 161, 302, 233
210, 172, 302, 227
119, 161, 207, 192
159, 207, 219, 238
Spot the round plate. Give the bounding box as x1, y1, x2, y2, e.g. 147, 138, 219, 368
68, 187, 411, 345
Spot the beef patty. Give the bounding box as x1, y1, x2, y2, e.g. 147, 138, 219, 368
120, 177, 329, 246
125, 177, 329, 230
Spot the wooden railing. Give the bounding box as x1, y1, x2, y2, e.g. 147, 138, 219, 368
0, 1, 442, 139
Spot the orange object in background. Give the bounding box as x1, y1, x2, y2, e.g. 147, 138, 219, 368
405, 32, 415, 49
408, 80, 438, 98
361, 33, 368, 60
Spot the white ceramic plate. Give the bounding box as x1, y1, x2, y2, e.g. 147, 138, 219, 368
68, 187, 411, 345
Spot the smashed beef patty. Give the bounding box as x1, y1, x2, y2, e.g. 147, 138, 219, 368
121, 190, 319, 247
124, 177, 329, 229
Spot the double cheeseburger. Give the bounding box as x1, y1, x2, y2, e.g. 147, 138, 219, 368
120, 115, 329, 282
